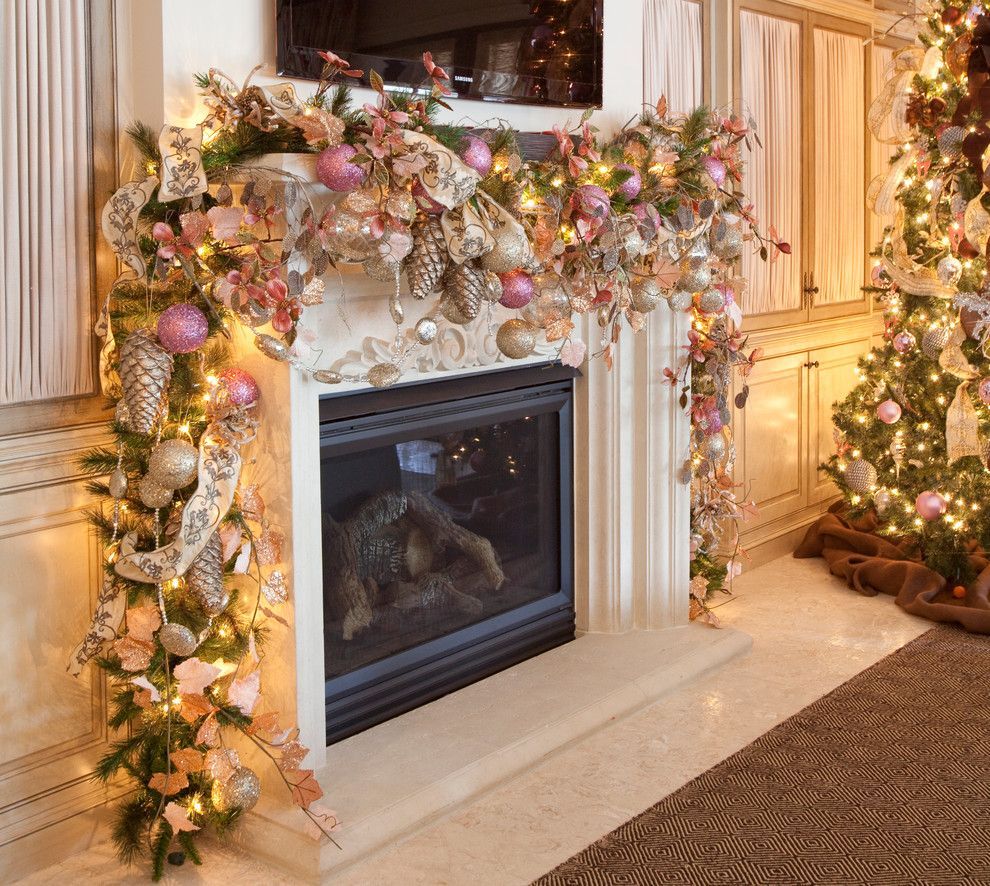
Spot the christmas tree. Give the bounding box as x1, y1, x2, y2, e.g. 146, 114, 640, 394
826, 4, 990, 584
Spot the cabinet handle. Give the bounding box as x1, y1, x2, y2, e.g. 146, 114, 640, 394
803, 360, 819, 369
803, 284, 819, 295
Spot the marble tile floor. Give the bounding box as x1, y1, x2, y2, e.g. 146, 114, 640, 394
20, 554, 930, 885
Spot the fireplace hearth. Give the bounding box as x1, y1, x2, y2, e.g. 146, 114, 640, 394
319, 365, 576, 743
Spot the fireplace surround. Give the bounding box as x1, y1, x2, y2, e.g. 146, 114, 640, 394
319, 365, 577, 742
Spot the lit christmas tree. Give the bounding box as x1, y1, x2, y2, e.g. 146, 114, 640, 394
826, 3, 990, 584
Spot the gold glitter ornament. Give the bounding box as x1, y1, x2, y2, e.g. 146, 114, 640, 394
630, 277, 662, 313
255, 334, 291, 362
368, 362, 402, 388
668, 290, 693, 311
479, 227, 531, 274
158, 622, 199, 657
496, 319, 538, 359
678, 264, 712, 293
363, 254, 402, 282
187, 532, 229, 616
844, 458, 878, 493
313, 369, 343, 384
211, 766, 261, 812
148, 439, 199, 490
138, 475, 173, 509
119, 329, 173, 435
109, 467, 128, 499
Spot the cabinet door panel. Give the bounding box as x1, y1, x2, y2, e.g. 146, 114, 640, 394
811, 26, 867, 311
738, 7, 805, 324
809, 340, 871, 501
734, 351, 807, 527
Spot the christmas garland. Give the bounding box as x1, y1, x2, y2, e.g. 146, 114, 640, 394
75, 51, 781, 877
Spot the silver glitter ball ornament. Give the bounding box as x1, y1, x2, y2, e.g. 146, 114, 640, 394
237, 301, 275, 329
701, 433, 727, 463
313, 369, 343, 384
415, 317, 439, 344
712, 225, 743, 261
496, 319, 538, 360
368, 362, 402, 388
937, 125, 966, 160
255, 334, 291, 362
483, 271, 503, 303
138, 475, 173, 509
844, 458, 878, 493
678, 264, 711, 293
698, 288, 726, 314
321, 190, 379, 262
480, 228, 531, 274
668, 290, 693, 311
630, 277, 662, 313
211, 767, 261, 812
109, 467, 128, 499
936, 255, 963, 287
148, 439, 199, 490
158, 622, 199, 657
921, 326, 951, 359
873, 488, 892, 514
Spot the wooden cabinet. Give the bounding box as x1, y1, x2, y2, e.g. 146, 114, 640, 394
734, 0, 871, 331
731, 328, 875, 563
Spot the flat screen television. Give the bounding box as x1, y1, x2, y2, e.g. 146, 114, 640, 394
276, 0, 604, 109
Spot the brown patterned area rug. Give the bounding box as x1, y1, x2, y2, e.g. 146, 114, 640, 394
534, 626, 990, 885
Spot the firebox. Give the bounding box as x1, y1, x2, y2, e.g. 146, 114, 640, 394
319, 365, 576, 743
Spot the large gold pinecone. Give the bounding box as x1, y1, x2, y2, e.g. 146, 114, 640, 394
406, 215, 447, 300
442, 262, 485, 322
119, 329, 173, 435
186, 531, 229, 616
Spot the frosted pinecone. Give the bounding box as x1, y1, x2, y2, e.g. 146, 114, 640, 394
406, 215, 447, 299
118, 329, 173, 435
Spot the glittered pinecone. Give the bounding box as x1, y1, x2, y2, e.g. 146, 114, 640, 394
442, 262, 485, 322
406, 215, 447, 300
118, 329, 173, 435
186, 532, 228, 616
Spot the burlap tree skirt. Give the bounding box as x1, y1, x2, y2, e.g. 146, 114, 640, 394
795, 504, 990, 633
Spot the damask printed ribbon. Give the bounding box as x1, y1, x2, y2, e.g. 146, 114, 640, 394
261, 82, 303, 121
158, 124, 208, 202
96, 175, 160, 394
66, 565, 126, 676
947, 381, 982, 464
441, 190, 538, 266
401, 130, 480, 209
115, 408, 257, 583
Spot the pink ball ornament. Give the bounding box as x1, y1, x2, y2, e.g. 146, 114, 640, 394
157, 303, 208, 354
571, 184, 611, 220
876, 399, 902, 424
915, 490, 947, 521
979, 377, 990, 405
460, 136, 493, 177
498, 269, 536, 309
219, 367, 260, 406
892, 331, 916, 354
614, 163, 642, 200
316, 144, 366, 192
411, 179, 446, 215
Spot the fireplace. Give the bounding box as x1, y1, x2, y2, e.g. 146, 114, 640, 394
319, 365, 576, 743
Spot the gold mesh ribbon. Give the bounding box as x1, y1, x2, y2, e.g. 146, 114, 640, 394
867, 46, 929, 145
947, 381, 982, 464
939, 321, 979, 380
882, 210, 956, 299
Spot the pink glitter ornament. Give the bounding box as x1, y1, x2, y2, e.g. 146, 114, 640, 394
411, 179, 446, 214
316, 144, 366, 192
979, 377, 990, 405
876, 399, 902, 424
915, 490, 947, 521
460, 135, 493, 177
614, 163, 642, 200
571, 184, 611, 220
498, 269, 535, 309
892, 331, 916, 354
219, 367, 260, 406
157, 303, 208, 354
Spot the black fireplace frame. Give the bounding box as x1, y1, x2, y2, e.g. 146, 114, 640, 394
319, 364, 577, 744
